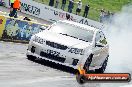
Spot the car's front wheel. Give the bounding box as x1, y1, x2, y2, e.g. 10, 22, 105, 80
95, 56, 108, 73
76, 74, 86, 84
83, 54, 93, 73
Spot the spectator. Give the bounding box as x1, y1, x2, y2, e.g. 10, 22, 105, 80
109, 12, 114, 23
10, 0, 15, 14
49, 0, 54, 7
10, 0, 14, 8
76, 0, 82, 15
68, 0, 74, 13
55, 0, 60, 8
9, 0, 21, 18
99, 9, 105, 23
105, 11, 111, 23
61, 0, 66, 11
83, 4, 90, 18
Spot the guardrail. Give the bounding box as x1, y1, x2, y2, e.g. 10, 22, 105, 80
0, 15, 49, 43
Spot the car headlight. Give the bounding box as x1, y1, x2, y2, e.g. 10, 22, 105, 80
29, 35, 35, 43
68, 48, 84, 55
30, 35, 35, 40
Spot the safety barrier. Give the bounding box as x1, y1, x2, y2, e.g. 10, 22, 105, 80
0, 15, 49, 43
3, 0, 104, 30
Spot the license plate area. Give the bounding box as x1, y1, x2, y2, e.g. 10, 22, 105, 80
40, 49, 65, 63
46, 49, 60, 57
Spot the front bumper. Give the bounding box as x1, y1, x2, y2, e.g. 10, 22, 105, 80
27, 50, 101, 71
27, 42, 101, 71
27, 41, 85, 68
27, 50, 78, 69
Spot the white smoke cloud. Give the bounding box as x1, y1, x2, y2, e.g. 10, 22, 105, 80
104, 5, 132, 73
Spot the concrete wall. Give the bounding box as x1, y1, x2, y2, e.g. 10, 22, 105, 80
0, 15, 48, 43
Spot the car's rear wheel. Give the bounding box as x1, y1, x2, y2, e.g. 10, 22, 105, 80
83, 54, 93, 73
95, 56, 108, 73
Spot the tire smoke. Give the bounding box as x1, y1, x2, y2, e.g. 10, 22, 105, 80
104, 5, 132, 73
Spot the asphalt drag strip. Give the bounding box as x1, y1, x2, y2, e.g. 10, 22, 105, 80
0, 41, 131, 87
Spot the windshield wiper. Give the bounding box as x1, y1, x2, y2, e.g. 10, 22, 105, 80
59, 33, 78, 39
59, 33, 89, 42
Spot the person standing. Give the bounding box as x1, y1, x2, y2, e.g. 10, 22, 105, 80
55, 0, 60, 8
9, 0, 21, 18
100, 9, 106, 23
49, 0, 54, 7
76, 0, 82, 15
10, 0, 15, 8
68, 0, 74, 13
83, 5, 90, 18
10, 0, 15, 13
105, 11, 110, 23
61, 0, 66, 11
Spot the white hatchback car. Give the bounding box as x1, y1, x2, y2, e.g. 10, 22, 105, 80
27, 20, 109, 73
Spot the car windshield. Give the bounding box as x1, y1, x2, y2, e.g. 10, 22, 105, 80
48, 22, 94, 42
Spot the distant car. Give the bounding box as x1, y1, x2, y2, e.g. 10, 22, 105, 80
27, 20, 109, 73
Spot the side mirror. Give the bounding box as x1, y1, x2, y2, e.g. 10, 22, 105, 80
95, 42, 104, 47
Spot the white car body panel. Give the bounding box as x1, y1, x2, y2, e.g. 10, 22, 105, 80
27, 20, 109, 71
36, 31, 91, 49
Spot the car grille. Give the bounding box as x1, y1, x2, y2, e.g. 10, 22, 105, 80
40, 51, 66, 63
46, 41, 68, 50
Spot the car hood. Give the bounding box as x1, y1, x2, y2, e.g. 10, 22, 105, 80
36, 31, 91, 49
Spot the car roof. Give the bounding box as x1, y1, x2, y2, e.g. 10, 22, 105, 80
58, 20, 99, 32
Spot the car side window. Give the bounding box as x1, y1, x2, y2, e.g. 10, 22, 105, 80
95, 32, 101, 43
95, 31, 107, 45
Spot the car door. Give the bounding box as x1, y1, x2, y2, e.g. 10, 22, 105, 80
91, 31, 107, 67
